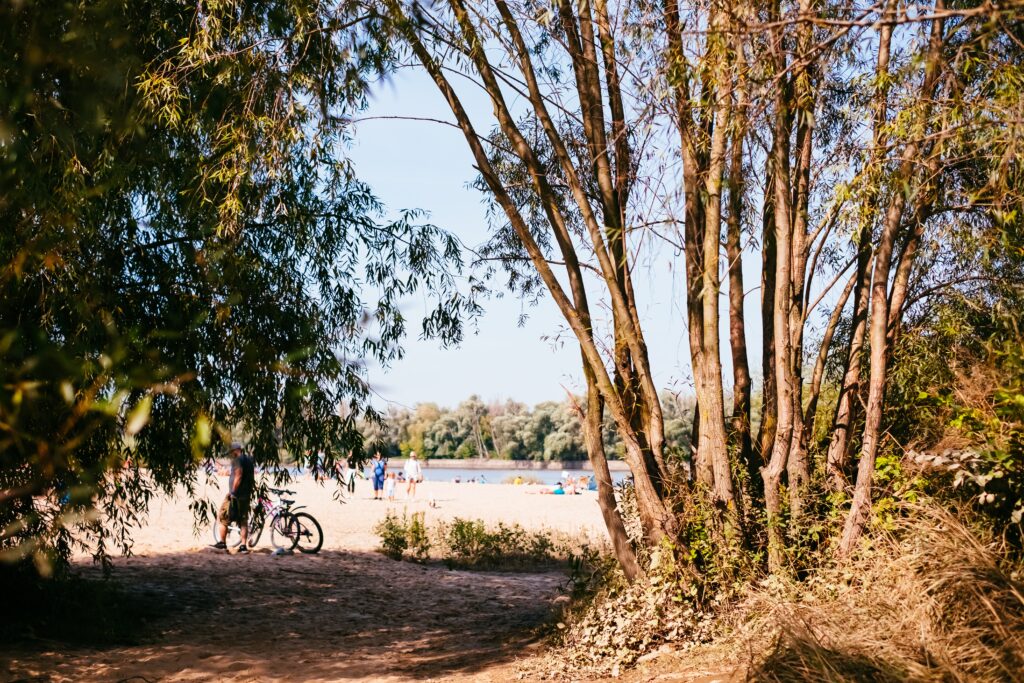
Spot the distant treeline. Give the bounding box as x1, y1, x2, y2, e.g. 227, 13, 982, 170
362, 393, 696, 461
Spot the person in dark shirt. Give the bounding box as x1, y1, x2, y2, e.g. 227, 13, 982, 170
213, 442, 255, 553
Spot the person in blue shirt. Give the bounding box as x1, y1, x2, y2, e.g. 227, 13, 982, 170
371, 451, 386, 500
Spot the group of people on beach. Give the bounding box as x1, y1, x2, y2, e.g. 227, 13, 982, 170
533, 475, 595, 495
369, 450, 423, 502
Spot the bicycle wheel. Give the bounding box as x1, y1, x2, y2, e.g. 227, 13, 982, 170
270, 513, 299, 551
212, 521, 242, 547
290, 512, 323, 554
247, 516, 263, 547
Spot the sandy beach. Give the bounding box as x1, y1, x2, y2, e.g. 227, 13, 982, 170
2, 476, 610, 683
124, 474, 611, 557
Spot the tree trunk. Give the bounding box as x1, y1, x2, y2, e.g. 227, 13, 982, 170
825, 0, 894, 491
839, 5, 945, 554
726, 63, 754, 501
696, 21, 740, 527
799, 271, 857, 461
761, 0, 797, 571
826, 238, 871, 489
757, 139, 778, 480
579, 366, 643, 581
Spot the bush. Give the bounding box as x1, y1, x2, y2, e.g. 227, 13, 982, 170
435, 518, 560, 569
372, 513, 573, 569
373, 512, 409, 560
407, 511, 431, 561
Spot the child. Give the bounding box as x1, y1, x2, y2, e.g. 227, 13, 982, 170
384, 471, 397, 502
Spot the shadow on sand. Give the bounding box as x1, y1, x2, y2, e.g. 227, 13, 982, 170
1, 548, 565, 682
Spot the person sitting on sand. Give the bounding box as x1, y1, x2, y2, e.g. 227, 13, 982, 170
213, 442, 255, 553
371, 451, 386, 500
384, 471, 397, 502
513, 475, 523, 485
404, 451, 423, 500
552, 481, 565, 495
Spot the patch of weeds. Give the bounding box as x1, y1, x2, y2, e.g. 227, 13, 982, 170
374, 511, 409, 560
435, 518, 563, 570
407, 511, 431, 561
373, 513, 576, 570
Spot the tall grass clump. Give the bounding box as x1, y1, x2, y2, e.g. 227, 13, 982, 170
741, 505, 1024, 682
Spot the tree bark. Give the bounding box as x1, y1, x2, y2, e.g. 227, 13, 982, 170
839, 4, 946, 555
797, 271, 857, 468
825, 0, 894, 491
726, 41, 754, 501
577, 368, 643, 581
664, 0, 741, 532
761, 0, 797, 571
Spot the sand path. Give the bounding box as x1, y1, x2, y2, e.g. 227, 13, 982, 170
2, 477, 605, 682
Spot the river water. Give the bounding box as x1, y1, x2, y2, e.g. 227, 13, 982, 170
366, 466, 629, 486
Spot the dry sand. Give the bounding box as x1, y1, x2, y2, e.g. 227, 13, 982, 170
1, 476, 610, 682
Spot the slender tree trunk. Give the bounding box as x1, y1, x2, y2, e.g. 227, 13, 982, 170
697, 17, 740, 527
826, 238, 871, 489
779, 0, 817, 525
758, 179, 778, 475
839, 5, 945, 554
761, 0, 797, 570
800, 271, 857, 457
726, 48, 754, 500
838, 197, 904, 554
825, 0, 894, 490
578, 367, 643, 581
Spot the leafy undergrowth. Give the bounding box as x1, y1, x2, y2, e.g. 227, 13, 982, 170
373, 511, 601, 571
523, 504, 1024, 682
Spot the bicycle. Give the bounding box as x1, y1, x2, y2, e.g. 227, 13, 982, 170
213, 487, 324, 554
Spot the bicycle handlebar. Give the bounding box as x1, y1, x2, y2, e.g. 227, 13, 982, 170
268, 487, 296, 495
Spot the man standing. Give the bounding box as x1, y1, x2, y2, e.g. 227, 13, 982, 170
213, 442, 255, 553
404, 451, 423, 500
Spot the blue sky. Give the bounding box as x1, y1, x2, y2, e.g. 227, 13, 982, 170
348, 69, 766, 409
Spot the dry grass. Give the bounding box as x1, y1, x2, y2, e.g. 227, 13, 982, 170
737, 505, 1024, 682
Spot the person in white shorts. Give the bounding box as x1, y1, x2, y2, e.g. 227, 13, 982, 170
404, 451, 423, 500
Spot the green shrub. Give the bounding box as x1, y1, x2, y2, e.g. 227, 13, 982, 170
373, 512, 580, 569
373, 512, 408, 560
407, 511, 431, 561
435, 517, 563, 569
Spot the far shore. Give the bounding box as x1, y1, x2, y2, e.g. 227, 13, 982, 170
385, 457, 631, 471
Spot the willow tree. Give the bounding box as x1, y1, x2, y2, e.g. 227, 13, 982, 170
373, 0, 1021, 579
373, 0, 863, 576
382, 0, 717, 578
1, 0, 471, 574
